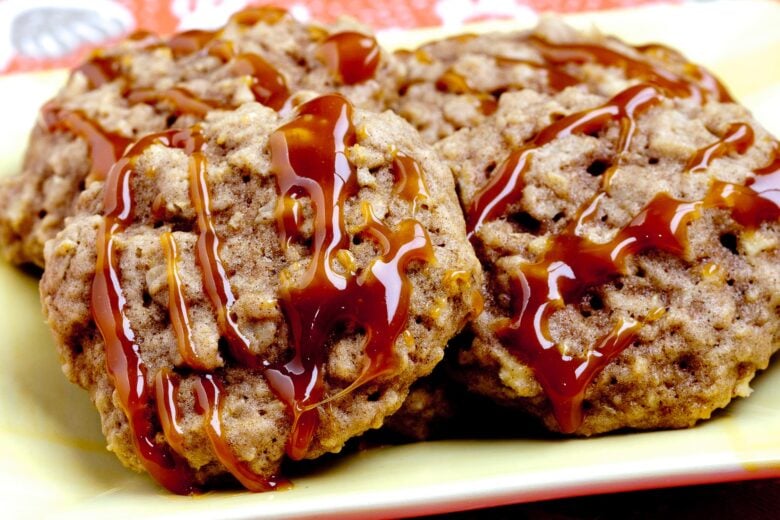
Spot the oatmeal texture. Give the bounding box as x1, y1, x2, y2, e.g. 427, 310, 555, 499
40, 99, 481, 490
1, 7, 403, 267
437, 83, 779, 435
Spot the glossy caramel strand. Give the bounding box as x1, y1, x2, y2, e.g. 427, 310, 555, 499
41, 104, 133, 182
232, 53, 290, 110
155, 368, 189, 458
229, 5, 288, 26
92, 130, 199, 494
392, 152, 430, 211
634, 42, 733, 102
318, 32, 381, 85
494, 56, 581, 91
749, 141, 780, 213
187, 145, 261, 368
725, 139, 780, 226
166, 29, 220, 58
525, 35, 724, 102
193, 374, 288, 491
435, 69, 501, 116
161, 232, 209, 371
73, 54, 122, 88
93, 126, 280, 493
467, 83, 663, 235
267, 94, 434, 459
687, 123, 754, 173
127, 87, 221, 119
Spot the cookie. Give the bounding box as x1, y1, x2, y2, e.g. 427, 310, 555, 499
40, 94, 481, 492
0, 6, 401, 267
392, 18, 731, 143
437, 80, 779, 435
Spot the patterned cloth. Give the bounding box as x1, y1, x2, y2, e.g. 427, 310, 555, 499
0, 0, 678, 75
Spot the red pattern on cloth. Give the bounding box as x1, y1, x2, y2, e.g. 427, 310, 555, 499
0, 0, 675, 75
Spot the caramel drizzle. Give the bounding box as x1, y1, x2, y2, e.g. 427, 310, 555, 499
92, 130, 199, 494
154, 368, 188, 457
93, 125, 274, 493
392, 152, 430, 212
229, 5, 288, 26
73, 54, 122, 89
634, 42, 733, 102
494, 56, 581, 91
467, 83, 663, 236
433, 57, 579, 108
318, 31, 381, 85
687, 122, 754, 173
525, 35, 728, 103
92, 93, 432, 491
68, 6, 291, 113
126, 87, 220, 119
434, 70, 499, 116
193, 374, 286, 491
467, 81, 778, 431
266, 94, 434, 459
161, 232, 207, 370
232, 53, 290, 110
188, 144, 259, 368
429, 33, 731, 108
50, 7, 293, 203
40, 104, 133, 182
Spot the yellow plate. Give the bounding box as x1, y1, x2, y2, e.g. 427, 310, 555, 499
1, 1, 779, 518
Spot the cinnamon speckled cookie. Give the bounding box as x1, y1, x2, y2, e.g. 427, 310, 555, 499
1, 6, 402, 267
437, 81, 779, 435
40, 95, 481, 492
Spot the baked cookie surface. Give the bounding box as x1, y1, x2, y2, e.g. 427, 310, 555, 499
41, 95, 481, 492
1, 6, 401, 267
437, 81, 779, 435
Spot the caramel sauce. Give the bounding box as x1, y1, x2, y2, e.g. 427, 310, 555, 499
50, 9, 296, 200
467, 83, 663, 235
749, 143, 780, 214
187, 140, 261, 369
127, 87, 220, 119
193, 375, 287, 491
155, 368, 189, 457
229, 5, 288, 26
161, 232, 208, 371
73, 54, 122, 88
41, 104, 133, 183
167, 29, 220, 58
465, 76, 777, 431
92, 130, 199, 494
392, 152, 429, 211
727, 140, 780, 226
497, 171, 777, 431
68, 5, 291, 113
687, 123, 754, 173
232, 53, 290, 110
525, 35, 722, 102
318, 32, 381, 85
494, 56, 580, 91
266, 94, 433, 459
634, 42, 733, 102
420, 32, 730, 111
435, 69, 500, 116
